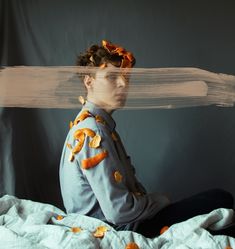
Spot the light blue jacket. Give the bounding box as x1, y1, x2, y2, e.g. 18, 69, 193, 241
59, 101, 170, 230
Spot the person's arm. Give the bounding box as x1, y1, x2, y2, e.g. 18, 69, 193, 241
75, 127, 170, 225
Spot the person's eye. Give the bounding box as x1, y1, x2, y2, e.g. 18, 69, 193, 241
106, 74, 117, 81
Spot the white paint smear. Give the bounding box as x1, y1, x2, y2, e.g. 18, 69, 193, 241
0, 66, 234, 109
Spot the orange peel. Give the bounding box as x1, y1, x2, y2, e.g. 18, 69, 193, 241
68, 151, 75, 162
74, 128, 95, 140
89, 134, 102, 148
66, 143, 73, 150
114, 171, 123, 183
71, 227, 82, 233
95, 115, 106, 125
81, 150, 108, 169
125, 242, 140, 249
93, 226, 109, 238
74, 110, 91, 125
69, 121, 74, 129
102, 40, 134, 68
160, 226, 169, 235
78, 96, 86, 105
56, 215, 64, 220
111, 132, 118, 141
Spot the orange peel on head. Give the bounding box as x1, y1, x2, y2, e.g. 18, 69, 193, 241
102, 40, 134, 68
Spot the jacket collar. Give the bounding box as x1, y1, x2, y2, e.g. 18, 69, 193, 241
82, 100, 116, 131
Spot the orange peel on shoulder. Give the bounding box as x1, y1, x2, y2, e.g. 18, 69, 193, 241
89, 134, 102, 148
95, 115, 106, 125
81, 150, 108, 169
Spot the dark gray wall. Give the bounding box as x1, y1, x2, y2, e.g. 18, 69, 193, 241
0, 0, 235, 209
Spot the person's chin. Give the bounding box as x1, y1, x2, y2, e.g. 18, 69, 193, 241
114, 100, 126, 109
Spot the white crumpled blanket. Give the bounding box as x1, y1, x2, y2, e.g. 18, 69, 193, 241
0, 195, 234, 249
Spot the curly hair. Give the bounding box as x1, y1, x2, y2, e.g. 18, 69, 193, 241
76, 42, 136, 81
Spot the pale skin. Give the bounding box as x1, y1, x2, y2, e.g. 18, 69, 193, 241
83, 63, 129, 114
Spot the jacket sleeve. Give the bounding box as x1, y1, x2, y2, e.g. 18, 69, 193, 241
75, 127, 170, 225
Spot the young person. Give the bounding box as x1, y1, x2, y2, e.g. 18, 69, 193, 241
59, 40, 235, 237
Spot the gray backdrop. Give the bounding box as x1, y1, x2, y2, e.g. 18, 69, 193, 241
0, 0, 235, 210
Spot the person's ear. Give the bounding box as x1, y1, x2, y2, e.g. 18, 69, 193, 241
84, 75, 94, 90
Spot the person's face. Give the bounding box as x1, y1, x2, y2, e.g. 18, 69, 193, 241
84, 63, 129, 112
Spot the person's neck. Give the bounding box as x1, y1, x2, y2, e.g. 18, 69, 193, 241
86, 97, 114, 115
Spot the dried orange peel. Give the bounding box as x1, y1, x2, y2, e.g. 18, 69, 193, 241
81, 150, 108, 169
73, 110, 91, 126
69, 110, 91, 129
66, 143, 73, 150
69, 121, 73, 129
68, 152, 75, 162
95, 115, 106, 125
93, 225, 109, 238
132, 191, 143, 197
160, 226, 169, 235
102, 40, 134, 68
78, 96, 86, 105
71, 227, 82, 233
125, 242, 140, 249
114, 171, 123, 183
74, 128, 95, 139
56, 215, 64, 220
89, 134, 102, 148
72, 137, 85, 154
111, 132, 118, 141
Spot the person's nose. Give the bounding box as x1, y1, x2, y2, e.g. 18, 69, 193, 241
117, 75, 128, 88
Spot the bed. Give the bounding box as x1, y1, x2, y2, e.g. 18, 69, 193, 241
0, 195, 234, 249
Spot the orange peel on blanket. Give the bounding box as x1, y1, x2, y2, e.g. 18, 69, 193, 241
71, 227, 82, 233
160, 225, 169, 234
93, 226, 109, 238
125, 242, 140, 249
56, 215, 64, 220
81, 150, 108, 169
